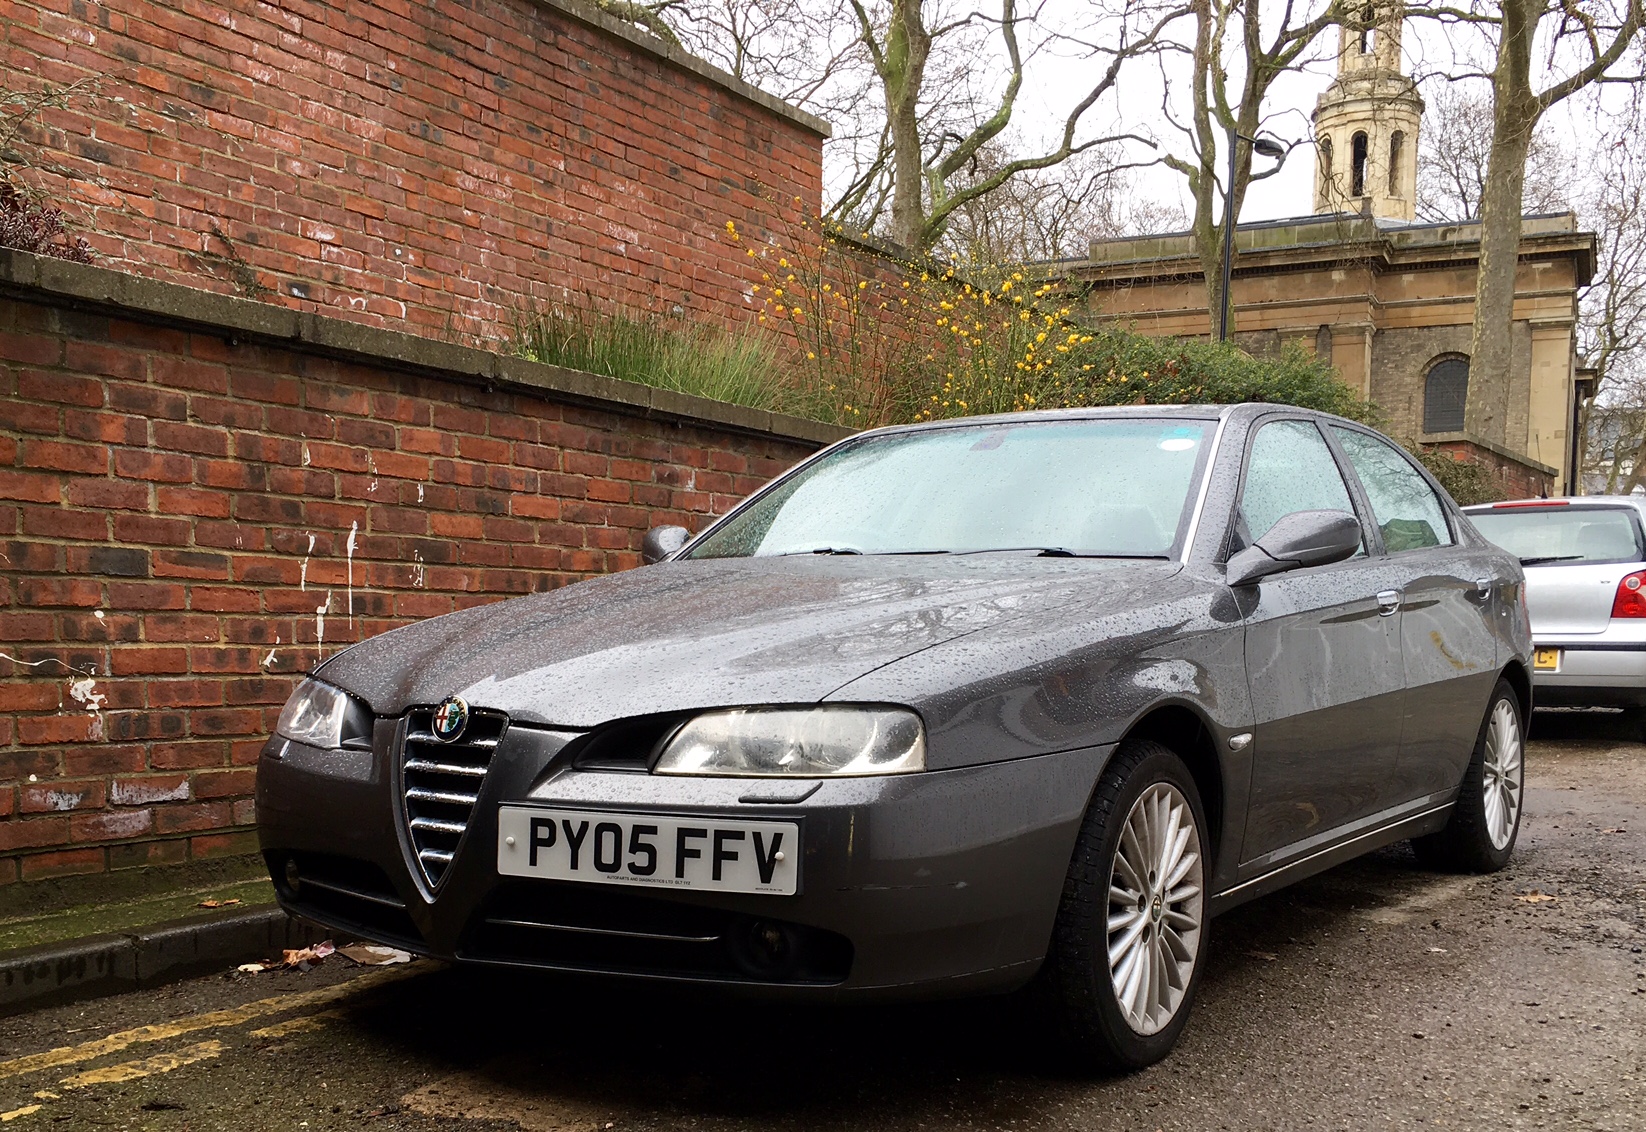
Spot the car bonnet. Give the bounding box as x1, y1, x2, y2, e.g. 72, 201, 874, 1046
314, 555, 1180, 728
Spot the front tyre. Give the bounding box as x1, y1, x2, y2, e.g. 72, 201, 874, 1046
1413, 678, 1525, 873
1040, 740, 1208, 1072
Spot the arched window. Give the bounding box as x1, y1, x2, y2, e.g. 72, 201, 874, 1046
1423, 357, 1470, 434
1318, 136, 1334, 201
1388, 131, 1404, 196
1359, 5, 1375, 52
1350, 131, 1368, 197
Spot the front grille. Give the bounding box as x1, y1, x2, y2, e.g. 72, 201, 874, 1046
460, 882, 853, 985
401, 705, 508, 887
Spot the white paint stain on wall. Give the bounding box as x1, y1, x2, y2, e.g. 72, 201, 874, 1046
411, 549, 425, 589
261, 632, 282, 672
300, 533, 315, 591
345, 521, 359, 634
316, 591, 332, 646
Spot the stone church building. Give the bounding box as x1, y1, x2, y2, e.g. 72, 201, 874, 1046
1073, 16, 1595, 496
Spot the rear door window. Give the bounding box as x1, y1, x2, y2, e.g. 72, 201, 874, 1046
1466, 506, 1644, 565
1330, 427, 1455, 552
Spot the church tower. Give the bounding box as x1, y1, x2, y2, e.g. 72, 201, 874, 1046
1312, 5, 1423, 221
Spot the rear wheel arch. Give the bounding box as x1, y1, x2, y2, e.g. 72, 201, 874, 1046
1117, 704, 1224, 875
1500, 660, 1531, 716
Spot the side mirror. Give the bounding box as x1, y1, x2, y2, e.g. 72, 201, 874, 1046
641, 525, 690, 564
1226, 509, 1362, 587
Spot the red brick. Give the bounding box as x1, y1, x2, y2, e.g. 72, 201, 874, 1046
154, 801, 231, 835
190, 768, 255, 799
70, 809, 154, 842
190, 830, 260, 857
20, 848, 106, 880
111, 774, 191, 806
19, 781, 108, 813
0, 817, 70, 852
21, 440, 108, 475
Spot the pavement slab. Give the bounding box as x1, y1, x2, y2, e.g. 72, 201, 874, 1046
0, 712, 1637, 1131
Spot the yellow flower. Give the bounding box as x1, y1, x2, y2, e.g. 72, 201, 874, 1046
807, 352, 817, 360
725, 220, 737, 232
858, 281, 868, 290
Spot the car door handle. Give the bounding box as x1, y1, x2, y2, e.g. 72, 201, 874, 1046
1376, 590, 1401, 616
1469, 577, 1494, 603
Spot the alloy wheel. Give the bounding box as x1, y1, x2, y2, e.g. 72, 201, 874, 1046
1106, 782, 1204, 1036
1482, 698, 1523, 851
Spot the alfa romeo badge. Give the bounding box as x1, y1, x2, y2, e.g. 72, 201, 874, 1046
431, 696, 470, 743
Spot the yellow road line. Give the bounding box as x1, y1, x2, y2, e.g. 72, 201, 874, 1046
0, 1106, 39, 1123
59, 1040, 223, 1090
0, 964, 424, 1082
248, 1009, 342, 1039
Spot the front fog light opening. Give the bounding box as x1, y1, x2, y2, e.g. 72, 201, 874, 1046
283, 857, 302, 897
730, 919, 800, 979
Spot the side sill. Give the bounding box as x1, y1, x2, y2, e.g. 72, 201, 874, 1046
1206, 801, 1455, 918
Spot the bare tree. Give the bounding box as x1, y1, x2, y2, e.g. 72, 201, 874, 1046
1575, 128, 1646, 490
1409, 0, 1646, 448
831, 0, 1188, 252
1414, 83, 1570, 221
1158, 0, 1344, 330
936, 145, 1188, 262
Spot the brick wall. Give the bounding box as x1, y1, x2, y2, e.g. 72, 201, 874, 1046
0, 256, 842, 883
3, 0, 827, 338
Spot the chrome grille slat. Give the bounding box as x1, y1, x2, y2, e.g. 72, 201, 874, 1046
409, 816, 469, 835
401, 706, 507, 888
404, 758, 490, 778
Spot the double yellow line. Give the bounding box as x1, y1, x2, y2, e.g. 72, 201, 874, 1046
0, 964, 425, 1119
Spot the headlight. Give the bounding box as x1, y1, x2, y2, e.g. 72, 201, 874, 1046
653, 707, 925, 777
276, 678, 370, 750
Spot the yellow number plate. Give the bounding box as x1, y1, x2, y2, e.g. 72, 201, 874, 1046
1533, 647, 1560, 671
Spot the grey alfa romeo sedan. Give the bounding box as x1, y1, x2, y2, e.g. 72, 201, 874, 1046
258, 404, 1530, 1070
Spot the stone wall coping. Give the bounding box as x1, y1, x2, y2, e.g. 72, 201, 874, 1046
534, 0, 831, 138
1421, 431, 1560, 477
1083, 212, 1596, 283
0, 250, 853, 450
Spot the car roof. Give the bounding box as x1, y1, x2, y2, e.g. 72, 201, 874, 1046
849, 402, 1367, 441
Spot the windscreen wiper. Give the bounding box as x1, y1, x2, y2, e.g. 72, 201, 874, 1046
953, 547, 1172, 559
1518, 554, 1583, 565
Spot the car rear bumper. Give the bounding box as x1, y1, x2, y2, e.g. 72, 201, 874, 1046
1531, 641, 1646, 706
256, 725, 1108, 999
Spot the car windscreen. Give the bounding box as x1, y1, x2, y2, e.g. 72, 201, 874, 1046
1467, 506, 1645, 565
685, 417, 1211, 558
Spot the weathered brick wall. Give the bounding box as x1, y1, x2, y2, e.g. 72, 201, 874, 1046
3, 0, 827, 338
0, 258, 841, 883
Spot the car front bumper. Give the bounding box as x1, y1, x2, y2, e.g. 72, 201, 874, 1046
256, 721, 1108, 999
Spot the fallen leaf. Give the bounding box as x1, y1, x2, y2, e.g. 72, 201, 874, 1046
338, 944, 413, 966
1427, 947, 1449, 953
1516, 891, 1557, 903
258, 941, 337, 970
236, 963, 265, 974
197, 898, 242, 909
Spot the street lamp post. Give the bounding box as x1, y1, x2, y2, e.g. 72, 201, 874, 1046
1217, 130, 1289, 342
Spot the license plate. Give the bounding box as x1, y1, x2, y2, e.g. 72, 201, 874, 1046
1533, 647, 1560, 671
496, 806, 800, 895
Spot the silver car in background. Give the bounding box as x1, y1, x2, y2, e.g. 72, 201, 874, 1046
1463, 497, 1646, 714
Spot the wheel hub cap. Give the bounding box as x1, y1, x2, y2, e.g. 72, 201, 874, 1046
1106, 782, 1205, 1036
1482, 699, 1524, 851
